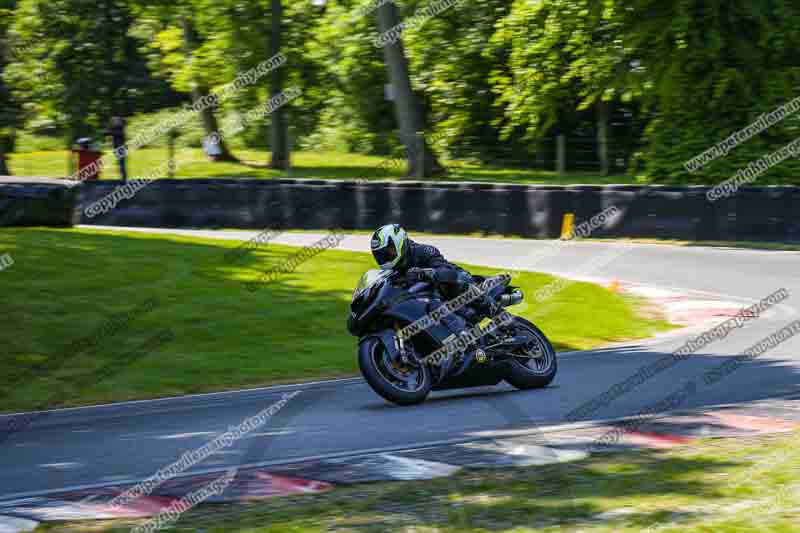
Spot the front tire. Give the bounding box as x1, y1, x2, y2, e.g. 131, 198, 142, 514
358, 336, 432, 405
503, 317, 558, 390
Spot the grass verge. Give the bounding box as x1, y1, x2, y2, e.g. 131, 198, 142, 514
0, 228, 672, 413
7, 147, 629, 185
38, 429, 800, 532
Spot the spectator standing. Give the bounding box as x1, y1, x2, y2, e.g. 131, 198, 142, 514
203, 133, 223, 161
106, 116, 128, 181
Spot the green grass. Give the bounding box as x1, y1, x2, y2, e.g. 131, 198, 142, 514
0, 228, 671, 413
6, 146, 630, 185
38, 429, 800, 532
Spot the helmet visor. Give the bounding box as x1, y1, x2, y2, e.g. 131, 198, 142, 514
373, 240, 398, 268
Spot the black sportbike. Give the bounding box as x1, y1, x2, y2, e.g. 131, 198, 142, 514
347, 269, 557, 405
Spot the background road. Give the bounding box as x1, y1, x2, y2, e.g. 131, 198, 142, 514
1, 230, 798, 500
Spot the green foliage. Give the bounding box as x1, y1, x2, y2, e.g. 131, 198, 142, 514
404, 0, 521, 159
5, 0, 800, 183
0, 0, 23, 147
491, 0, 800, 183
304, 0, 398, 154
490, 0, 618, 138
5, 0, 179, 144
128, 0, 326, 150
632, 0, 800, 184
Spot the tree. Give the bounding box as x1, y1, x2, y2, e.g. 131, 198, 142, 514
268, 0, 288, 169
402, 0, 517, 161
132, 0, 319, 162
8, 0, 179, 162
374, 1, 443, 177
180, 15, 236, 162
304, 0, 397, 155
0, 0, 21, 175
491, 0, 800, 183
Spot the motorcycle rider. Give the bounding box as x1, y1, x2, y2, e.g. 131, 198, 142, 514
369, 223, 495, 339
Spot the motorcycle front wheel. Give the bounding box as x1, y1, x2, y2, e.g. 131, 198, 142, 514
358, 336, 432, 405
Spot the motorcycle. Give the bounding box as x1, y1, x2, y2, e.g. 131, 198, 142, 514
347, 268, 558, 405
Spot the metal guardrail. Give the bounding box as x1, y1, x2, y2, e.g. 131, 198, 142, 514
64, 179, 800, 242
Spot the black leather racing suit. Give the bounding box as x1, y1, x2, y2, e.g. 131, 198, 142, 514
397, 240, 480, 334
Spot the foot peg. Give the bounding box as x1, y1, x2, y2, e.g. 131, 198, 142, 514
500, 290, 524, 307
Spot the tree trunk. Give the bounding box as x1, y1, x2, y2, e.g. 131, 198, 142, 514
0, 139, 10, 176
181, 17, 236, 162
268, 0, 289, 170
597, 100, 610, 176
374, 2, 444, 178
102, 0, 113, 122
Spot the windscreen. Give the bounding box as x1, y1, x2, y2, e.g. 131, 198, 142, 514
353, 269, 392, 301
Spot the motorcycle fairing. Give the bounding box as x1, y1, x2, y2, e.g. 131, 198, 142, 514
382, 298, 463, 345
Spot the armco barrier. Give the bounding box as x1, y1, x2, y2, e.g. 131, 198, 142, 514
603, 187, 704, 239
3, 177, 799, 242
0, 177, 80, 227
734, 187, 790, 242
784, 188, 800, 242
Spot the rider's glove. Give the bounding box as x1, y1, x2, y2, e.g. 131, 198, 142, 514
407, 267, 434, 282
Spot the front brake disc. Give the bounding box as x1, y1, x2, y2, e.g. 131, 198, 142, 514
381, 351, 413, 380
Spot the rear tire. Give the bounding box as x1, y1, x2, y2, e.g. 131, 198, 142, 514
358, 336, 432, 405
504, 317, 558, 390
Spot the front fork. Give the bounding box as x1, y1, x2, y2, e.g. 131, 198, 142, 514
394, 322, 420, 367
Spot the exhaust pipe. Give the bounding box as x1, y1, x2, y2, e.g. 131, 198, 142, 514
500, 290, 524, 307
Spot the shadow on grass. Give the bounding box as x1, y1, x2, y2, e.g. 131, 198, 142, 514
425, 451, 734, 530
168, 447, 742, 533
0, 228, 363, 411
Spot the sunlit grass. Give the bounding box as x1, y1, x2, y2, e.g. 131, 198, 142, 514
7, 146, 630, 185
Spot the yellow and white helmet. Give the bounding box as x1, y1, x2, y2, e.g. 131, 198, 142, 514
370, 224, 409, 270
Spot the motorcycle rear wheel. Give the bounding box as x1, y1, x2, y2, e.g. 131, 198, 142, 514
503, 317, 558, 390
358, 336, 432, 405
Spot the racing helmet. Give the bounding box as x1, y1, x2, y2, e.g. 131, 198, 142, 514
370, 224, 409, 270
